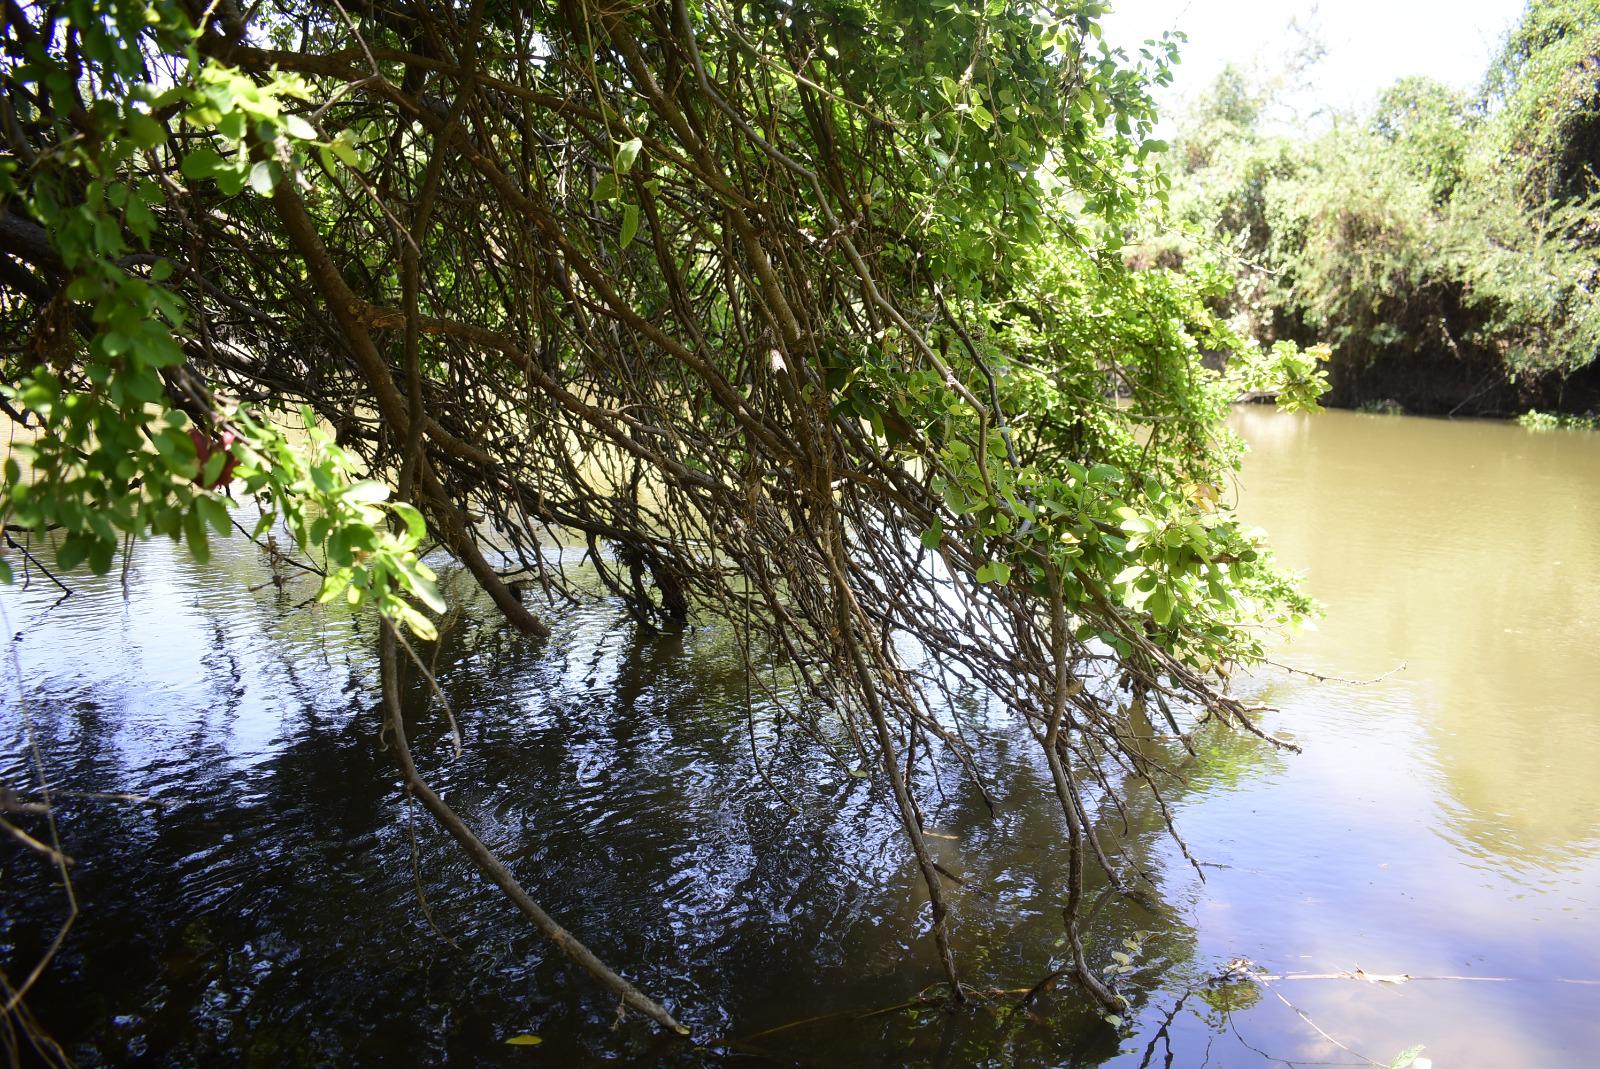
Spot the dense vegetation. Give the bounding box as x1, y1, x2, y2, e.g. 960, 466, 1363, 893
1161, 0, 1600, 416
0, 0, 1326, 1047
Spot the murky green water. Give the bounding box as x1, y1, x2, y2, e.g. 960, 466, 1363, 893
3, 408, 1598, 1067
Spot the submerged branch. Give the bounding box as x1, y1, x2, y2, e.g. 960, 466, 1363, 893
378, 621, 688, 1035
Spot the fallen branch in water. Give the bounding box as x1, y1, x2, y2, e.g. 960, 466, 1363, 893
1212, 959, 1428, 1069
1257, 967, 1600, 986
0, 816, 72, 868
378, 621, 688, 1035
729, 982, 1048, 1047
4, 789, 167, 808
1264, 660, 1408, 686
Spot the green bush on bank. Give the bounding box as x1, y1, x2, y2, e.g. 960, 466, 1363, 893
1517, 409, 1599, 430
1156, 0, 1600, 412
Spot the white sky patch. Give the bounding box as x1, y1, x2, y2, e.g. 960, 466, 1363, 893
1101, 0, 1531, 128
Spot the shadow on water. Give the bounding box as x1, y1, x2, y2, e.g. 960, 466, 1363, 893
0, 523, 1237, 1069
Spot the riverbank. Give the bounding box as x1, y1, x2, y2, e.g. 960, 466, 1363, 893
1234, 354, 1600, 422
1314, 346, 1600, 420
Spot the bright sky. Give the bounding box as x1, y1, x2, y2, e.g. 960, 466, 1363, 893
1101, 0, 1533, 123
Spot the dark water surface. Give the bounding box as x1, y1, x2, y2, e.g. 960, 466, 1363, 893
3, 408, 1598, 1067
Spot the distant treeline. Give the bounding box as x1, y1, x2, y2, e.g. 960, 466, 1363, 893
1153, 0, 1600, 416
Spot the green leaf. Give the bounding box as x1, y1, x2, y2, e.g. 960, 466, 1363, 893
327, 526, 351, 566
1087, 464, 1120, 485
1149, 585, 1174, 626
1112, 564, 1145, 586
181, 148, 230, 182
330, 130, 361, 166
201, 450, 228, 487
390, 501, 427, 544
391, 599, 438, 640
248, 160, 276, 196
196, 493, 232, 535
283, 114, 318, 140
88, 535, 115, 574
318, 571, 351, 604
405, 568, 448, 613
504, 1035, 543, 1047
615, 137, 643, 174
344, 480, 390, 504
123, 368, 166, 404
619, 201, 640, 250
975, 560, 1011, 585
1117, 512, 1154, 535
215, 163, 247, 197
56, 533, 90, 572
126, 111, 166, 149
184, 505, 211, 564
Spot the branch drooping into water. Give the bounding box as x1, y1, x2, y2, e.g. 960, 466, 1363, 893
0, 0, 1320, 1029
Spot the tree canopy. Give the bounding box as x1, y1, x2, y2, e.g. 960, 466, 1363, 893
1162, 0, 1600, 416
0, 0, 1322, 1030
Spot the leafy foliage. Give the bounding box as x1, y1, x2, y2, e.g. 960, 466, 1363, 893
1163, 0, 1600, 413
0, 0, 1324, 1020
0, 0, 443, 631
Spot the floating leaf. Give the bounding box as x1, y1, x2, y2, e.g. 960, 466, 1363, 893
1388, 1045, 1425, 1069
504, 1034, 543, 1046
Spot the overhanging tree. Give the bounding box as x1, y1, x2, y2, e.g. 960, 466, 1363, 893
0, 0, 1323, 1035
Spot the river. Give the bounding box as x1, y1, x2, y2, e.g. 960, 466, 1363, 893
2, 408, 1597, 1067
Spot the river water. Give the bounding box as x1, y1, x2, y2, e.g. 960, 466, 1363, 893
2, 408, 1597, 1067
